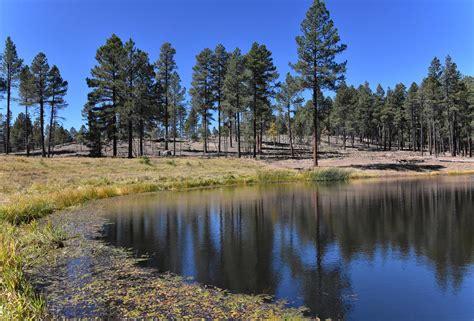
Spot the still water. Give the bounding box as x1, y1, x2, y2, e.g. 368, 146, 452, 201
101, 176, 474, 320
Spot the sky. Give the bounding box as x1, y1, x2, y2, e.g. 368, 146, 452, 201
1, 0, 473, 130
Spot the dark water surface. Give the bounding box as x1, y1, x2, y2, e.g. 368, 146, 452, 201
101, 176, 474, 320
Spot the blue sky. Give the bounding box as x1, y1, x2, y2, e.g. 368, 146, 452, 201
1, 0, 473, 130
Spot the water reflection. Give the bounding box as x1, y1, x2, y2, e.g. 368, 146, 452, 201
102, 176, 474, 320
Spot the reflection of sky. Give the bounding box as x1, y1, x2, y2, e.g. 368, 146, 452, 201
349, 248, 474, 321
182, 223, 195, 277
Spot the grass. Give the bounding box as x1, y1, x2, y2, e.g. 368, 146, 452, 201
0, 222, 66, 320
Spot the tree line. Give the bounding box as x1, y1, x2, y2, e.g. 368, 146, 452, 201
331, 57, 473, 157
1, 0, 472, 162
0, 37, 69, 157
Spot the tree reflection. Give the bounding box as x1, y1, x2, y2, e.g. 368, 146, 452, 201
102, 177, 473, 318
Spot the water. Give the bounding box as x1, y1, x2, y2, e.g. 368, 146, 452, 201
101, 176, 474, 320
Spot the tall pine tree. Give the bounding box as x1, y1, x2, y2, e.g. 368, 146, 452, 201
245, 42, 278, 157
292, 0, 346, 166
31, 52, 50, 157
223, 48, 249, 158
190, 48, 215, 154
19, 66, 35, 156
86, 34, 126, 157
155, 42, 177, 151
1, 37, 23, 154
46, 65, 68, 157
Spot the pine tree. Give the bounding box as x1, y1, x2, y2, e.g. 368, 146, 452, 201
392, 83, 407, 150
405, 82, 419, 151
276, 73, 302, 157
333, 82, 356, 149
292, 0, 346, 166
155, 42, 177, 151
169, 71, 186, 156
372, 84, 385, 149
31, 52, 50, 157
245, 42, 278, 157
133, 50, 155, 157
46, 65, 68, 157
184, 106, 199, 140
442, 55, 462, 156
83, 99, 102, 157
356, 82, 373, 147
10, 112, 32, 152
1, 37, 23, 154
19, 66, 35, 156
424, 57, 443, 156
223, 48, 249, 158
212, 44, 229, 154
86, 34, 126, 157
190, 48, 215, 154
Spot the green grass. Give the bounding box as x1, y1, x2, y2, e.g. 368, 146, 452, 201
0, 222, 66, 320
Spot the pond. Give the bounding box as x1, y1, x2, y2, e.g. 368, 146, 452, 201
101, 176, 474, 320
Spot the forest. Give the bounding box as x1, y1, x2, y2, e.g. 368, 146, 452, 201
1, 1, 472, 165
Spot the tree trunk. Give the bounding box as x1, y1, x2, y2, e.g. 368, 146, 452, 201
127, 117, 133, 158
164, 67, 169, 151
312, 80, 319, 167
253, 84, 257, 158
218, 99, 221, 154
203, 109, 208, 154
25, 106, 30, 157
139, 118, 144, 156
48, 102, 55, 158
173, 108, 177, 156
287, 104, 294, 158
420, 112, 424, 156
237, 112, 241, 158
6, 78, 11, 154
40, 97, 46, 157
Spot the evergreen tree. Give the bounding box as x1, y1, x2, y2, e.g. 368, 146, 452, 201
169, 71, 186, 155
372, 84, 385, 149
1, 37, 23, 154
31, 52, 50, 157
392, 83, 407, 150
86, 34, 126, 157
223, 48, 249, 158
46, 65, 68, 157
133, 50, 155, 157
333, 83, 357, 149
292, 0, 346, 166
442, 55, 462, 156
405, 82, 420, 151
424, 57, 443, 156
276, 73, 302, 157
245, 42, 278, 157
83, 100, 102, 157
190, 48, 215, 154
155, 42, 177, 150
18, 66, 35, 156
356, 82, 373, 147
184, 106, 199, 140
212, 44, 229, 154
10, 112, 32, 152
